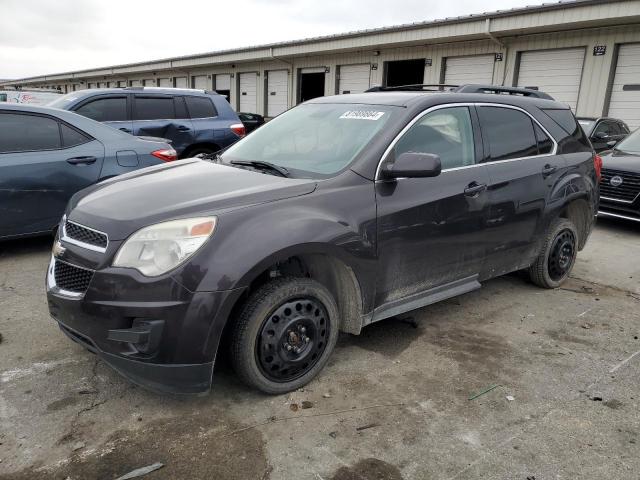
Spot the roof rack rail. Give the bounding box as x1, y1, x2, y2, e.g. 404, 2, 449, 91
453, 84, 554, 100
365, 84, 459, 92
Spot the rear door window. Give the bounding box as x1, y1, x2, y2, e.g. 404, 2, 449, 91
478, 107, 539, 161
75, 97, 127, 122
134, 96, 175, 120
185, 96, 218, 119
0, 113, 61, 153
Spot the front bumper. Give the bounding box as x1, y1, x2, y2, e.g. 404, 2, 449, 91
598, 197, 640, 223
46, 255, 244, 394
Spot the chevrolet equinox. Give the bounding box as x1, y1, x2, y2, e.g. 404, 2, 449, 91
46, 85, 599, 394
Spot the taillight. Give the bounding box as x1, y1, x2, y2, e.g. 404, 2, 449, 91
151, 148, 177, 162
230, 123, 246, 138
594, 154, 603, 182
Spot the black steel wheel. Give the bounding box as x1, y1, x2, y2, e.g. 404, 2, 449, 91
547, 229, 576, 281
256, 297, 330, 382
230, 277, 339, 394
529, 218, 579, 289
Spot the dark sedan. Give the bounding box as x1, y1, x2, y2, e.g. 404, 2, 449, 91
238, 112, 265, 133
599, 128, 640, 223
0, 104, 176, 240
578, 116, 630, 152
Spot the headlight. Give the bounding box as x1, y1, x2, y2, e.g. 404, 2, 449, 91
113, 217, 217, 276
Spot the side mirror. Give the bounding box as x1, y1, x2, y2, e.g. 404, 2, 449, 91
382, 152, 442, 179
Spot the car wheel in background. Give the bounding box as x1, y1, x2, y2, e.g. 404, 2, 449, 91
230, 277, 339, 394
529, 218, 579, 289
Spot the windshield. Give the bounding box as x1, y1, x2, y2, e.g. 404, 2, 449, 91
47, 92, 83, 108
615, 128, 640, 153
221, 103, 396, 178
577, 119, 595, 133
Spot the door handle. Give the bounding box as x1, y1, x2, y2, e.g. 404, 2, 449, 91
119, 127, 132, 133
542, 164, 558, 176
177, 126, 191, 132
464, 182, 487, 197
67, 156, 97, 165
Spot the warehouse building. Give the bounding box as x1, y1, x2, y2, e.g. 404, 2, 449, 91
2, 0, 640, 127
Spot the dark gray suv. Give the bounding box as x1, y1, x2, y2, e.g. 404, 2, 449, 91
49, 87, 246, 157
47, 85, 599, 395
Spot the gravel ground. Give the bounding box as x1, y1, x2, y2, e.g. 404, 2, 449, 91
0, 218, 638, 480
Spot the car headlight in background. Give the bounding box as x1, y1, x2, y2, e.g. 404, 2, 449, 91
113, 217, 217, 276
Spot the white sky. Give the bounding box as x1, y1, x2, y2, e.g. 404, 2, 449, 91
1, 0, 540, 79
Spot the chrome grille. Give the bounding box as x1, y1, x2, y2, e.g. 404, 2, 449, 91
64, 220, 108, 250
600, 169, 640, 203
53, 260, 94, 294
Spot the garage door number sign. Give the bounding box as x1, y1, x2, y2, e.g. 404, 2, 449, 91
593, 45, 607, 56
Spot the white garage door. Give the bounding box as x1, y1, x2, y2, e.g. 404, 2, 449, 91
267, 70, 288, 117
216, 74, 231, 91
192, 75, 208, 90
517, 48, 585, 111
239, 72, 257, 113
143, 79, 155, 86
338, 64, 371, 94
158, 78, 171, 87
174, 77, 188, 88
608, 43, 640, 130
445, 55, 495, 85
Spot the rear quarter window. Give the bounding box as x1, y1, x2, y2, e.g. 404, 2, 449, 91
186, 97, 217, 119
543, 108, 592, 153
61, 123, 91, 148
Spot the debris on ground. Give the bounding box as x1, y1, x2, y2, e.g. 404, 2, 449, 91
356, 423, 380, 432
114, 462, 164, 480
468, 385, 501, 401
323, 393, 332, 398
77, 389, 98, 395
301, 401, 313, 409
582, 323, 594, 330
591, 396, 603, 402
329, 431, 337, 438
289, 403, 299, 412
506, 395, 515, 402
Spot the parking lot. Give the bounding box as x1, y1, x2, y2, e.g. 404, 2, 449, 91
0, 218, 637, 480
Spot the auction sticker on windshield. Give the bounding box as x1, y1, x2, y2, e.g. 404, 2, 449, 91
340, 111, 386, 121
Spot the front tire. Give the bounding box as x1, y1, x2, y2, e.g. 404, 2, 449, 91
529, 218, 579, 289
230, 277, 339, 394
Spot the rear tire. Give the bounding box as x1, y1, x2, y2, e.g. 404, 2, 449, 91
230, 277, 339, 394
529, 218, 579, 289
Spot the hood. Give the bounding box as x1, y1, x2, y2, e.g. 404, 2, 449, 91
600, 149, 640, 173
68, 159, 317, 240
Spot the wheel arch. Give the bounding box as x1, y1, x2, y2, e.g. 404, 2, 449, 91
558, 197, 594, 250
234, 246, 368, 335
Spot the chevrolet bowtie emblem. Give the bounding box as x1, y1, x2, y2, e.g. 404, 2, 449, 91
52, 240, 66, 258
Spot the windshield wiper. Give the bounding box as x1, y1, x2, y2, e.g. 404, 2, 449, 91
230, 160, 290, 177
